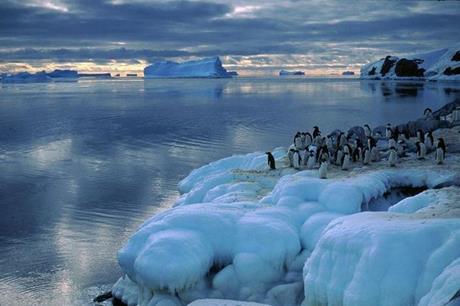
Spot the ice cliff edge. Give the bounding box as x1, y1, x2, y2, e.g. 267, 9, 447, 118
144, 57, 233, 78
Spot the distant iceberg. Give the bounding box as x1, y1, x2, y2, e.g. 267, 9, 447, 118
78, 73, 111, 79
361, 44, 460, 81
279, 70, 305, 76
47, 69, 78, 79
1, 71, 52, 83
144, 57, 233, 78
342, 71, 355, 76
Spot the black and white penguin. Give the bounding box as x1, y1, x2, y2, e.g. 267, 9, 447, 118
342, 150, 351, 170
424, 107, 433, 119
335, 146, 344, 166
313, 126, 321, 139
424, 131, 434, 152
288, 146, 295, 167
353, 139, 363, 162
265, 152, 276, 170
416, 141, 426, 159
307, 150, 316, 169
318, 145, 330, 164
294, 133, 303, 150
393, 127, 400, 141
319, 159, 328, 179
386, 123, 393, 139
417, 129, 425, 144
368, 137, 379, 162
388, 137, 397, 150
293, 132, 301, 144
326, 135, 333, 152
397, 139, 406, 157
338, 132, 347, 147
364, 124, 372, 138
388, 146, 397, 167
435, 138, 446, 165
300, 132, 307, 149
363, 147, 371, 165
293, 150, 301, 169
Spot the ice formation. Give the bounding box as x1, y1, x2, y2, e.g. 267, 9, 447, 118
144, 57, 232, 78
360, 44, 460, 81
279, 70, 305, 76
114, 143, 460, 306
1, 71, 52, 83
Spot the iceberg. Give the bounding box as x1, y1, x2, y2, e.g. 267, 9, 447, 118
279, 70, 305, 76
1, 71, 52, 83
113, 106, 460, 306
361, 44, 460, 81
144, 57, 233, 78
47, 69, 78, 79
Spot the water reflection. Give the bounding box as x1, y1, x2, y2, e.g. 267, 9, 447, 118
1, 78, 460, 305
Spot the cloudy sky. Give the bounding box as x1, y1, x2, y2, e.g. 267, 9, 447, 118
1, 0, 459, 75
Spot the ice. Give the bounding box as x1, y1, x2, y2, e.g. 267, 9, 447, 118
47, 69, 78, 79
144, 57, 233, 78
1, 71, 52, 83
360, 43, 460, 81
115, 146, 460, 306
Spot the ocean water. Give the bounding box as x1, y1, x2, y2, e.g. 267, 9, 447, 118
0, 78, 459, 305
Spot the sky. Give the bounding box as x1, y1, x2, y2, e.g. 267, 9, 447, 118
0, 0, 459, 76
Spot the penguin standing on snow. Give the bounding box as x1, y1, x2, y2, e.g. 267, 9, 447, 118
313, 126, 321, 139
319, 159, 328, 179
435, 138, 446, 165
341, 149, 351, 171
353, 139, 363, 162
416, 141, 426, 160
306, 150, 316, 169
294, 133, 303, 150
326, 135, 333, 152
364, 124, 372, 138
318, 145, 330, 164
397, 139, 407, 157
386, 123, 393, 139
265, 152, 276, 170
363, 147, 371, 165
300, 132, 307, 149
417, 129, 425, 144
368, 137, 380, 162
338, 133, 347, 147
288, 146, 295, 167
388, 146, 397, 167
424, 131, 434, 152
335, 146, 344, 166
305, 132, 313, 148
293, 150, 301, 169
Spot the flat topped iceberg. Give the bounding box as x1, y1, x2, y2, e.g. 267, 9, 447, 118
47, 69, 78, 79
360, 44, 460, 81
279, 70, 305, 76
144, 57, 233, 78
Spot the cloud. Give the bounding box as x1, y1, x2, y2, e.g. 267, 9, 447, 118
0, 0, 459, 74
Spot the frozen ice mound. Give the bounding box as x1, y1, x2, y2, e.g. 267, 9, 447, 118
144, 57, 233, 78
115, 148, 460, 306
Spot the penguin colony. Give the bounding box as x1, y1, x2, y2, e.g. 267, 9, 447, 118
267, 121, 448, 179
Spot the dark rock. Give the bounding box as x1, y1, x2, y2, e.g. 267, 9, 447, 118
452, 51, 460, 61
94, 291, 112, 303
368, 67, 377, 76
347, 126, 366, 143
433, 99, 460, 118
380, 56, 397, 76
112, 297, 128, 306
443, 67, 460, 75
394, 58, 425, 77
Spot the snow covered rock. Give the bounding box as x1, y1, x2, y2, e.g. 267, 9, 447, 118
144, 57, 232, 78
361, 44, 460, 81
1, 71, 52, 83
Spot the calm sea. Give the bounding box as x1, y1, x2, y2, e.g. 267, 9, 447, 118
1, 78, 459, 305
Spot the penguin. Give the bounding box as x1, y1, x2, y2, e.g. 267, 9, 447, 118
318, 145, 330, 164
288, 146, 295, 167
352, 139, 363, 162
313, 126, 321, 139
319, 160, 328, 179
341, 150, 351, 170
326, 135, 333, 152
386, 123, 393, 139
416, 141, 426, 159
265, 152, 276, 170
338, 133, 346, 147
397, 139, 406, 157
424, 131, 434, 152
363, 147, 371, 165
293, 131, 301, 144
313, 135, 323, 147
417, 129, 425, 144
364, 124, 372, 138
300, 132, 307, 149
294, 134, 303, 150
388, 146, 397, 167
424, 107, 433, 119
302, 148, 309, 166
335, 146, 344, 166
305, 132, 313, 147
293, 150, 301, 169
307, 150, 316, 169
435, 138, 446, 165
371, 146, 380, 162
393, 127, 400, 141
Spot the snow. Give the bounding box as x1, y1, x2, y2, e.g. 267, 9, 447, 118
144, 57, 233, 78
360, 43, 460, 81
115, 134, 460, 306
1, 71, 52, 83
187, 299, 270, 306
